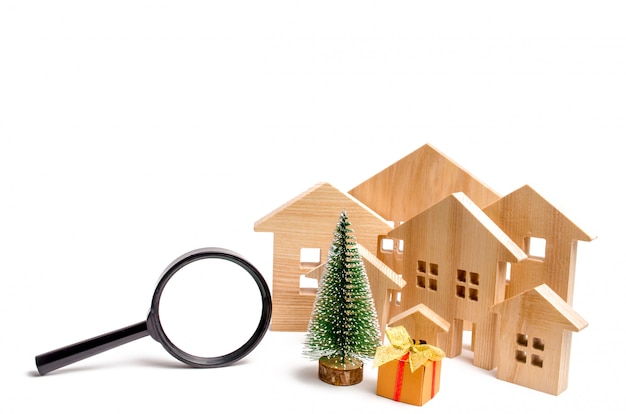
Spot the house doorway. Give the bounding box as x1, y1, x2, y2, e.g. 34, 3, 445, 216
462, 321, 476, 353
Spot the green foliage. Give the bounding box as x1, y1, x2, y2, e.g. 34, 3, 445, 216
303, 210, 381, 364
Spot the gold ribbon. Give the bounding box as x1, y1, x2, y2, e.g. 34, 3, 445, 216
373, 326, 445, 373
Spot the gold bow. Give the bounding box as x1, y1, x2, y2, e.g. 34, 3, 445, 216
373, 326, 445, 373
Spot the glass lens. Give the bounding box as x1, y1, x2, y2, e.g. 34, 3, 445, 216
157, 257, 263, 358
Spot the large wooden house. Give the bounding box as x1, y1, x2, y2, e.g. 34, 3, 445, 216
384, 192, 527, 370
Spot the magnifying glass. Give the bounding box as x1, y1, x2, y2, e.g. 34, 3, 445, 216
35, 247, 272, 375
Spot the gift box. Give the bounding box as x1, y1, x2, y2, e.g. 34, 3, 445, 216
374, 326, 445, 406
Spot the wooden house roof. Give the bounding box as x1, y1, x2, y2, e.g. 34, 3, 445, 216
388, 303, 450, 334
483, 184, 596, 242
348, 143, 500, 224
491, 284, 588, 331
388, 192, 527, 264
254, 182, 392, 235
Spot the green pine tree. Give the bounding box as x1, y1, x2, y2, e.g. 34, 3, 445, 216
303, 210, 381, 365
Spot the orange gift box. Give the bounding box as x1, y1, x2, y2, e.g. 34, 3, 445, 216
373, 326, 444, 406
376, 352, 441, 406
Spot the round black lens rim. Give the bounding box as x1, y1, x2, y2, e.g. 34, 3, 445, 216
147, 247, 272, 368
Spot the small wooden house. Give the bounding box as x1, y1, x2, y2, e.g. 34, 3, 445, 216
490, 284, 588, 395
387, 303, 450, 348
254, 182, 392, 331
385, 192, 527, 370
483, 184, 596, 304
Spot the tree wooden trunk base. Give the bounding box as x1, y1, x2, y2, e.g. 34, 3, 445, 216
318, 356, 363, 386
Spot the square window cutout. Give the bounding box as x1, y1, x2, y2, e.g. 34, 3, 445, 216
300, 248, 321, 266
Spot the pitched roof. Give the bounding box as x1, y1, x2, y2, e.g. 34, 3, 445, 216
388, 303, 450, 334
483, 184, 596, 242
389, 192, 527, 263
491, 284, 588, 331
254, 182, 390, 232
348, 143, 500, 223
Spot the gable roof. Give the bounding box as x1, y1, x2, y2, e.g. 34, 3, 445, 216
388, 303, 450, 334
483, 184, 596, 242
254, 182, 391, 234
491, 284, 588, 331
348, 143, 500, 223
389, 192, 527, 263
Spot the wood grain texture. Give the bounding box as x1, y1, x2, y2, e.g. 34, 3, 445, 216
483, 184, 596, 304
348, 143, 500, 226
490, 284, 588, 395
388, 303, 450, 348
386, 192, 526, 370
318, 357, 363, 386
254, 182, 392, 331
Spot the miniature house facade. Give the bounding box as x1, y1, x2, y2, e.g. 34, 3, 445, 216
387, 303, 450, 348
254, 182, 392, 331
385, 192, 527, 370
483, 185, 596, 304
491, 284, 588, 395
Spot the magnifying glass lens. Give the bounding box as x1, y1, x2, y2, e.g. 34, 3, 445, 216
158, 257, 263, 358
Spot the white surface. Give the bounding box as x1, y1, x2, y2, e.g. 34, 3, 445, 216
1, 1, 624, 412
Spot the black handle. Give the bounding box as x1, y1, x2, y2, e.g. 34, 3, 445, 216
35, 321, 149, 375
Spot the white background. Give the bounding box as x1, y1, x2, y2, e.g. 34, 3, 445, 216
1, 1, 624, 412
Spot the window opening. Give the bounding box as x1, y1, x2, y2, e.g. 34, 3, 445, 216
395, 291, 402, 306
417, 275, 426, 288
300, 248, 321, 267
516, 333, 544, 368
417, 260, 438, 291
418, 260, 427, 273
299, 274, 318, 295
524, 236, 546, 261
456, 268, 479, 302
381, 238, 394, 252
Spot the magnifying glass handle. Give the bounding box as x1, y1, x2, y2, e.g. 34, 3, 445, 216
35, 321, 149, 375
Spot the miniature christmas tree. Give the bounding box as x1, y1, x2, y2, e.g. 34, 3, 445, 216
303, 210, 381, 385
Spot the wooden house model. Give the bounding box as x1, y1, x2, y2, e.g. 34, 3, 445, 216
254, 182, 392, 331
384, 192, 527, 370
254, 143, 594, 394
491, 283, 588, 395
349, 143, 501, 271
387, 303, 450, 348
483, 184, 596, 304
